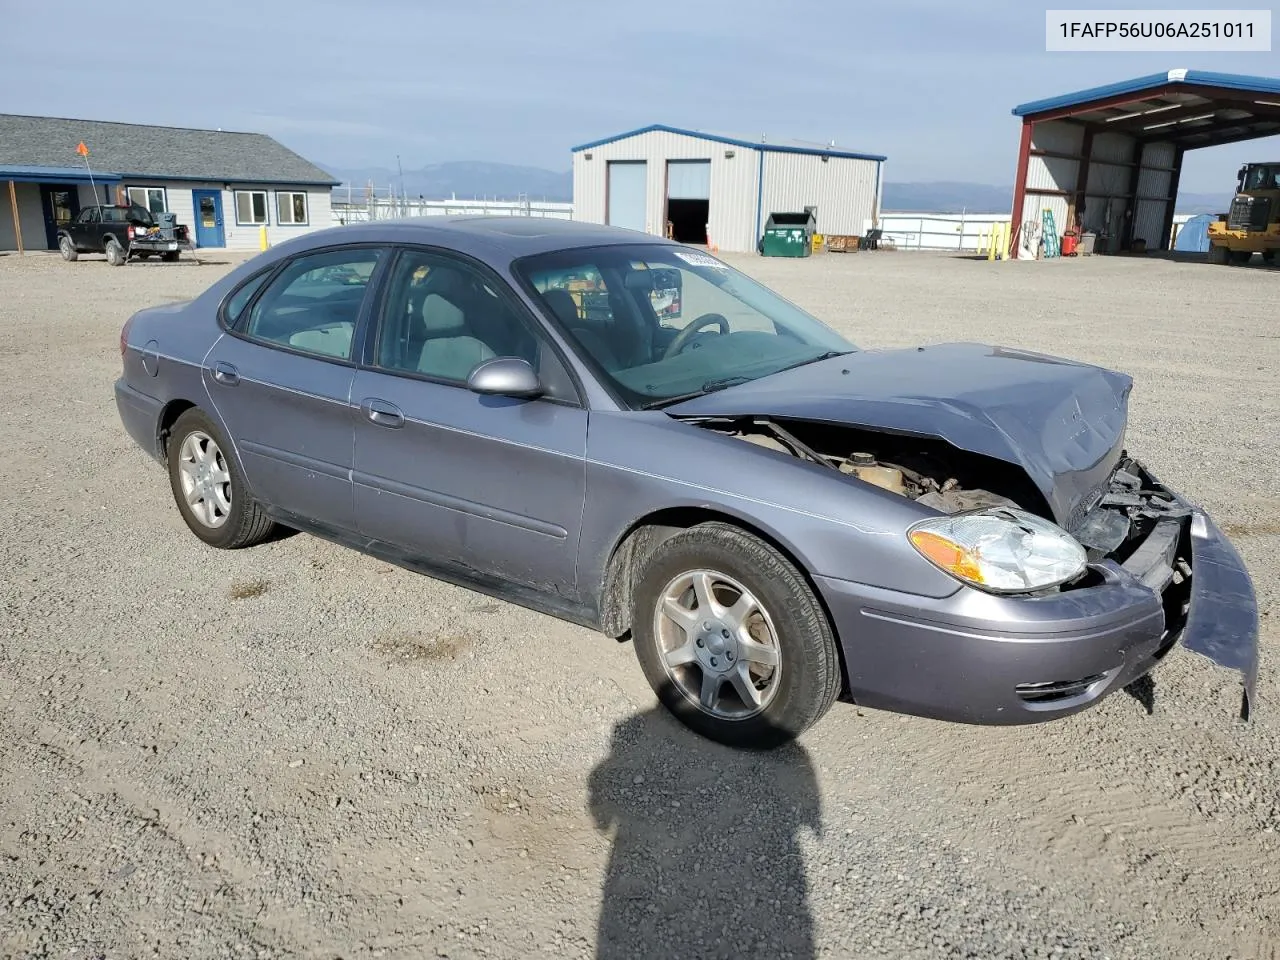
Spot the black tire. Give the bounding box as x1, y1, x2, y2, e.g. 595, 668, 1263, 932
166, 407, 276, 549
58, 235, 78, 261
630, 521, 842, 749
1262, 250, 1275, 264
105, 236, 126, 266
1208, 244, 1229, 265
1228, 249, 1253, 266
161, 250, 180, 262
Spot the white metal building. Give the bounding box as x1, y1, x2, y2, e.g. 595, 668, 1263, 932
0, 114, 338, 252
571, 124, 886, 253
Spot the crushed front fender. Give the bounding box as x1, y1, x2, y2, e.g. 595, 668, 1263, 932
1182, 509, 1260, 719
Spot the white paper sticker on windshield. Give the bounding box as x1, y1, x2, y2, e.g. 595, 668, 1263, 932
672, 249, 727, 269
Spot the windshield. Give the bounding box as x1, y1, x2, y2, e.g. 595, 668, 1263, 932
514, 243, 855, 408
1243, 164, 1280, 191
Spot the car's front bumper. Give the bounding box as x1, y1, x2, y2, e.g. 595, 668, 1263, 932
817, 462, 1258, 725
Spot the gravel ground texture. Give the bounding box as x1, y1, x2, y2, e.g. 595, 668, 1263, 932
1, 244, 1277, 960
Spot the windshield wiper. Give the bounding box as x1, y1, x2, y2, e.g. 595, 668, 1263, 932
641, 375, 753, 410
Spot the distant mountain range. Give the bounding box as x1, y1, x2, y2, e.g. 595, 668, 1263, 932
326, 161, 574, 202
324, 162, 1233, 216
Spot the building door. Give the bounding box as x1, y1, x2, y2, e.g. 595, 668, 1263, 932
39, 185, 80, 250
665, 159, 711, 244
192, 189, 225, 247
606, 161, 647, 234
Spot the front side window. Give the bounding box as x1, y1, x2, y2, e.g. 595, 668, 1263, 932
127, 187, 167, 215
514, 243, 855, 408
276, 191, 309, 225
235, 190, 268, 225
374, 250, 542, 384
243, 247, 383, 360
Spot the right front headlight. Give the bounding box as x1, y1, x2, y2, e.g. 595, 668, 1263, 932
908, 507, 1088, 594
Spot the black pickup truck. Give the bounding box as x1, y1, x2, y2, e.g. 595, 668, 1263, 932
57, 203, 194, 266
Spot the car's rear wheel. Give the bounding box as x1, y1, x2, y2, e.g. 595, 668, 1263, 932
105, 236, 126, 267
161, 251, 180, 262
166, 408, 276, 549
58, 236, 78, 261
630, 522, 842, 749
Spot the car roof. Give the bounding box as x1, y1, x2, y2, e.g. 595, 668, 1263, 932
281, 216, 680, 264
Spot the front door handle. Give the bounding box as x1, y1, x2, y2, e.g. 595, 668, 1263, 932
362, 398, 404, 429
212, 361, 239, 386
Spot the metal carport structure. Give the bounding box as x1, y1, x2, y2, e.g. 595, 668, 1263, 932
1007, 69, 1280, 258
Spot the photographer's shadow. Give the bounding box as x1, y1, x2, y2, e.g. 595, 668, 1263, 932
588, 707, 821, 960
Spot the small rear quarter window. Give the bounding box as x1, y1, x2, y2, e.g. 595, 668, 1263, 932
224, 271, 272, 328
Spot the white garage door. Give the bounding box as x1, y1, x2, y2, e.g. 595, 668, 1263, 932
607, 161, 647, 233
666, 160, 711, 200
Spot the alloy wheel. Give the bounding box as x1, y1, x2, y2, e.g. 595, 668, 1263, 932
653, 568, 782, 720
177, 431, 232, 528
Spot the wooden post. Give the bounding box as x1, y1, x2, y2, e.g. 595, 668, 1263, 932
7, 180, 23, 255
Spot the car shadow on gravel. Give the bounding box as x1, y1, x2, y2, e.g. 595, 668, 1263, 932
587, 708, 819, 959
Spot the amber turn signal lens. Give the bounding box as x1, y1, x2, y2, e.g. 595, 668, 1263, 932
908, 530, 986, 585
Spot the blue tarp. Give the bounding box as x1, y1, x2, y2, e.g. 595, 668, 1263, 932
1173, 214, 1214, 253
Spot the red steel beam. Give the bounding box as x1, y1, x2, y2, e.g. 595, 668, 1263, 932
1162, 127, 1280, 149
1069, 127, 1094, 232
1121, 142, 1145, 249
1007, 120, 1033, 258
1161, 147, 1185, 251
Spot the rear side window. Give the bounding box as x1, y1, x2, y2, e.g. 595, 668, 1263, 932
242, 248, 383, 361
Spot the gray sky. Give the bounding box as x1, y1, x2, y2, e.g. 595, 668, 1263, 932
1, 0, 1277, 192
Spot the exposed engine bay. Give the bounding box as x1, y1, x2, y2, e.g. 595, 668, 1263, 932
692, 416, 1192, 563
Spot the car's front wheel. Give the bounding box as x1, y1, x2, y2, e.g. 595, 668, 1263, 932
630, 522, 843, 749
166, 408, 276, 549
58, 236, 78, 261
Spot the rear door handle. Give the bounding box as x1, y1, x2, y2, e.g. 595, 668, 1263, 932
212, 361, 239, 386
362, 398, 404, 429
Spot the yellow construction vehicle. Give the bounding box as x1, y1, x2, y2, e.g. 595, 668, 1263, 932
1206, 162, 1280, 265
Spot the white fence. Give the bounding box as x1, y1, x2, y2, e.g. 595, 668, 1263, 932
329, 199, 1200, 251
871, 212, 1198, 252
332, 196, 573, 226
870, 213, 1011, 252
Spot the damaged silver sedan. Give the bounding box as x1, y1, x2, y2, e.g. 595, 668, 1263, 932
113, 218, 1259, 748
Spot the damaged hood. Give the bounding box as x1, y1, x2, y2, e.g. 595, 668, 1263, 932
665, 342, 1133, 528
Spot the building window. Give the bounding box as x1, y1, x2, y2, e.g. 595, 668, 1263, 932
234, 190, 269, 225
127, 186, 167, 215
276, 191, 309, 225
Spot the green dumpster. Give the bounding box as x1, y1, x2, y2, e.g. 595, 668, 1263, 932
759, 211, 816, 257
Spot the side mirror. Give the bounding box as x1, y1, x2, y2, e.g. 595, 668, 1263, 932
465, 356, 543, 399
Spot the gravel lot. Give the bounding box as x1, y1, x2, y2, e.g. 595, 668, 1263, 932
1, 243, 1277, 960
